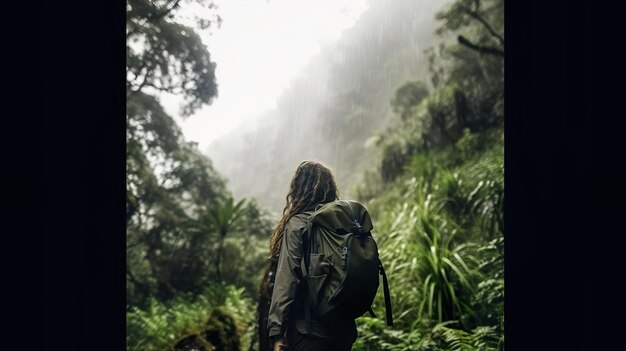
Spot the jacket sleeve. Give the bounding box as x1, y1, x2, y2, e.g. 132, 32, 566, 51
267, 217, 306, 339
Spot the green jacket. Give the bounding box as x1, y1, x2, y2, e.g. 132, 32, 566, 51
267, 207, 358, 343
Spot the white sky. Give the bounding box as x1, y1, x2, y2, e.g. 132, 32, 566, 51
159, 0, 370, 151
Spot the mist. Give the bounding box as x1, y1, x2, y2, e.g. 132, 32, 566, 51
206, 0, 447, 213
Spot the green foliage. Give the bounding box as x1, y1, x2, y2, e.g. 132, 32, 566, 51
127, 284, 256, 351
125, 1, 504, 350
356, 115, 503, 350
374, 0, 504, 186
356, 129, 503, 350
452, 131, 504, 240
173, 334, 214, 351
431, 322, 502, 351
436, 0, 504, 125
436, 0, 504, 56
471, 237, 504, 332
353, 1, 504, 344
127, 0, 220, 116
208, 197, 247, 237
380, 137, 411, 183
126, 0, 230, 306
423, 86, 460, 148
353, 319, 501, 351
126, 14, 274, 351
204, 197, 247, 282
354, 168, 384, 206
391, 81, 430, 122
203, 307, 240, 351
220, 201, 275, 296
353, 317, 430, 351
412, 210, 477, 325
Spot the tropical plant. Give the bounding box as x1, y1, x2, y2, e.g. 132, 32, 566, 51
413, 208, 477, 326
204, 197, 247, 282
431, 321, 502, 351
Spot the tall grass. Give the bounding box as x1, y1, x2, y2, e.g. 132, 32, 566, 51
355, 127, 503, 351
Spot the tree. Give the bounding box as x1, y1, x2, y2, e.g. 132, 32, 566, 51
126, 0, 227, 305
127, 0, 220, 116
391, 81, 430, 122
436, 0, 504, 58
205, 197, 247, 282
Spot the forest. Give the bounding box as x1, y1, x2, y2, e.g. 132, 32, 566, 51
126, 0, 504, 350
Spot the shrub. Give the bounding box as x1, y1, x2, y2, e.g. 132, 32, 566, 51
126, 284, 255, 351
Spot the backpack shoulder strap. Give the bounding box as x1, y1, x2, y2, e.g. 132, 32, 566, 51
300, 213, 315, 334
378, 258, 394, 327
300, 215, 315, 278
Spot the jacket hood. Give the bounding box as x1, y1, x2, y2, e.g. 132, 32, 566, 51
309, 200, 373, 234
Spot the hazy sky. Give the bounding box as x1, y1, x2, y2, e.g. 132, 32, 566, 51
159, 0, 370, 151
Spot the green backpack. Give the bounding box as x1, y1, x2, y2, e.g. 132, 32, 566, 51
300, 200, 393, 331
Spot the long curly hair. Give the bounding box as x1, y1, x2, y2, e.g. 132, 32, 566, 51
268, 160, 339, 258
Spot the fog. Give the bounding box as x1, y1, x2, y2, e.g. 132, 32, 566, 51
206, 0, 446, 213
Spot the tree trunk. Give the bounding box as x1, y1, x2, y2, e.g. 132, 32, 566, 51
215, 232, 225, 282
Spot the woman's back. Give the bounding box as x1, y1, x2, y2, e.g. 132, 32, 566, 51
265, 161, 357, 351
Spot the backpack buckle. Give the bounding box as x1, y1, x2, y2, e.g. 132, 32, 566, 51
354, 220, 363, 233
341, 246, 348, 270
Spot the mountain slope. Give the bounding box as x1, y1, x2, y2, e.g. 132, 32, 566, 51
207, 0, 446, 213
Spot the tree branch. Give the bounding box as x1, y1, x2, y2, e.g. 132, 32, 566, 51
127, 56, 155, 99
127, 0, 182, 39
458, 35, 504, 57
126, 268, 145, 288
149, 0, 182, 23
126, 237, 145, 249
143, 81, 185, 95
127, 74, 151, 100
460, 5, 504, 47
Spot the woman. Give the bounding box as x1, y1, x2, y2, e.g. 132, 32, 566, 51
258, 255, 279, 351
267, 161, 357, 351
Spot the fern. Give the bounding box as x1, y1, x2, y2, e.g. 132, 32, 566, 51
431, 322, 501, 351
126, 284, 255, 351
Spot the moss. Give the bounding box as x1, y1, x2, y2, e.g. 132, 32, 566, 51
172, 334, 215, 351
202, 307, 240, 351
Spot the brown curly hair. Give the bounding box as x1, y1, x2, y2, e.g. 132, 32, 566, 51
268, 160, 339, 258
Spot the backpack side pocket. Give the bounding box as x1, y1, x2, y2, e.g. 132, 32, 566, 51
305, 253, 332, 307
